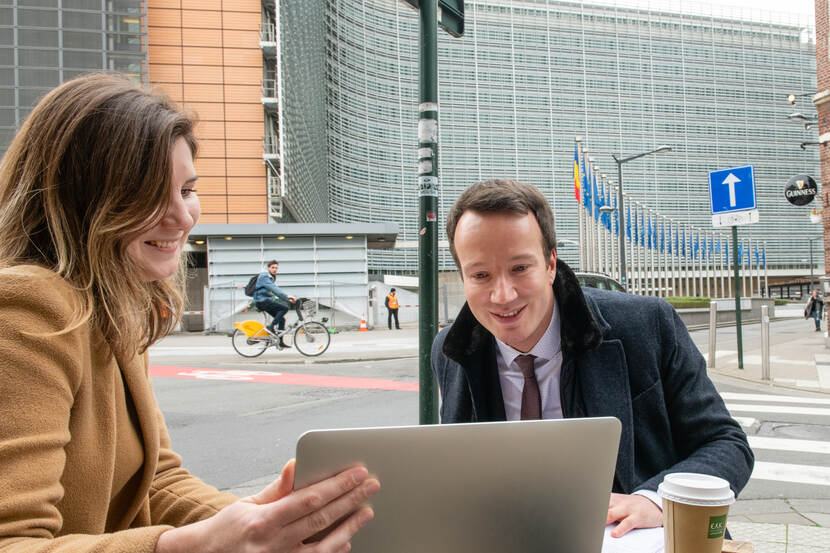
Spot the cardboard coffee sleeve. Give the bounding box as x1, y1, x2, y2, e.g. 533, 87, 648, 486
658, 473, 735, 553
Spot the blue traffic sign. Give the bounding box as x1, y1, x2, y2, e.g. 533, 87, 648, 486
709, 165, 756, 214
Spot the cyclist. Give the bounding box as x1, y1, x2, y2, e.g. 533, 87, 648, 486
254, 260, 296, 346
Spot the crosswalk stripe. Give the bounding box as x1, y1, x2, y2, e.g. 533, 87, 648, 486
732, 416, 757, 428
725, 403, 830, 417
748, 436, 830, 455
751, 461, 830, 487
721, 392, 830, 406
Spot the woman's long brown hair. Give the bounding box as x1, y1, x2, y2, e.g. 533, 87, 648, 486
0, 73, 198, 358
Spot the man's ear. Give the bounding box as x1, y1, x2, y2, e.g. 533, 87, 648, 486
548, 249, 557, 284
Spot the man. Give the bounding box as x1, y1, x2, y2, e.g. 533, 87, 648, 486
805, 289, 824, 332
385, 288, 401, 330
431, 179, 753, 537
254, 260, 296, 347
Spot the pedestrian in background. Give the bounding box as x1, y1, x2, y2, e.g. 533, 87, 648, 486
386, 288, 401, 329
805, 289, 824, 332
0, 73, 378, 553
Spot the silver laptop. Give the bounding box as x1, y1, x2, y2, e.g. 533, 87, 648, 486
294, 417, 621, 553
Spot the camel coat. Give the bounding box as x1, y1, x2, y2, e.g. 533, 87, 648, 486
0, 265, 238, 552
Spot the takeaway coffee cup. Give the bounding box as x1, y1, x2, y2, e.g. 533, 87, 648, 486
658, 472, 735, 553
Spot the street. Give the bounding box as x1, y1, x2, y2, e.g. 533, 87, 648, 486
149, 320, 830, 533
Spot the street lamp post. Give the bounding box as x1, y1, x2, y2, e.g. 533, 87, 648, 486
612, 145, 672, 292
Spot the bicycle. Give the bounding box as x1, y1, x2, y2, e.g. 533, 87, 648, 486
232, 298, 331, 358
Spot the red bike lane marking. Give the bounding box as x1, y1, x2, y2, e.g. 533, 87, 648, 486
149, 365, 419, 392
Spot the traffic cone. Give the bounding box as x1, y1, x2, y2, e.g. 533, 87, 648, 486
359, 314, 368, 331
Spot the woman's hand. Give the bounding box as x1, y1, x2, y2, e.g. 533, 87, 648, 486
155, 460, 379, 553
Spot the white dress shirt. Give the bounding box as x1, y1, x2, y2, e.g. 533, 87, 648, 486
494, 299, 563, 421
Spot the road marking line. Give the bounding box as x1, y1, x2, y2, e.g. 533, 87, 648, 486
149, 365, 419, 392
748, 436, 830, 455
726, 403, 830, 417
751, 461, 830, 487
721, 392, 830, 405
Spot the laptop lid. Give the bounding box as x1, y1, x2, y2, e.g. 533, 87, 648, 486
295, 416, 621, 553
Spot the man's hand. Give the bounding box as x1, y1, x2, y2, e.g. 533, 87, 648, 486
288, 295, 297, 303
606, 493, 663, 537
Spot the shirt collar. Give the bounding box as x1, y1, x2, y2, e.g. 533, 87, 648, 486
495, 298, 561, 369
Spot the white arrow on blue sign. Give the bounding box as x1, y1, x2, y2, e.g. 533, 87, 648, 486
709, 165, 756, 214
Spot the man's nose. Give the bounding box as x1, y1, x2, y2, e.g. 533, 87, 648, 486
490, 274, 518, 304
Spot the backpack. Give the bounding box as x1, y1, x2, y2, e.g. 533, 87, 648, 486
244, 275, 258, 297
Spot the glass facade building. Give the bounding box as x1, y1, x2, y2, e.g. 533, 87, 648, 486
0, 0, 146, 152
323, 0, 819, 272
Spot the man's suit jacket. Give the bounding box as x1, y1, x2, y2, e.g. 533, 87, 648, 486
431, 260, 754, 496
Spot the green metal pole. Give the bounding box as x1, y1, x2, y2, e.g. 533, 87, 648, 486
418, 0, 439, 424
732, 225, 743, 370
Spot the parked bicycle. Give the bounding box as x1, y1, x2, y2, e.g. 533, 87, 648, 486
232, 298, 331, 357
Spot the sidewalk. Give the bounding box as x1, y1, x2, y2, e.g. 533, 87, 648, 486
157, 318, 830, 552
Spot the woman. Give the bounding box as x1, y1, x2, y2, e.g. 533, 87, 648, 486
0, 73, 378, 553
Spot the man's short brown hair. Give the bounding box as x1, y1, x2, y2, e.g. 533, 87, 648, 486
446, 179, 557, 268
267, 260, 279, 267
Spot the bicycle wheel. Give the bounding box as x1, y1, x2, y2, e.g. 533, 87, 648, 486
232, 328, 270, 357
293, 321, 331, 357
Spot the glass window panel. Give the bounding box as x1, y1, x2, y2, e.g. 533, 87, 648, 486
107, 32, 141, 52
63, 49, 102, 68
0, 108, 13, 125
18, 29, 58, 47
0, 88, 12, 106
0, 128, 16, 150
18, 87, 48, 107
0, 7, 11, 25
63, 30, 101, 49
18, 47, 58, 66
19, 0, 58, 7
63, 10, 101, 30
17, 8, 58, 27
0, 47, 12, 65
19, 68, 58, 87
63, 0, 100, 8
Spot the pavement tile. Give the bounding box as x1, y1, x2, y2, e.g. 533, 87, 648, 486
728, 522, 787, 544
749, 513, 818, 525
730, 515, 756, 523
788, 525, 830, 546
785, 546, 830, 553
751, 542, 787, 553
791, 500, 830, 514
732, 499, 793, 515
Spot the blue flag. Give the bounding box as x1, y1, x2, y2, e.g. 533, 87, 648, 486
613, 196, 619, 235
715, 235, 721, 254
738, 243, 743, 266
582, 155, 591, 213
626, 205, 632, 239
694, 233, 699, 258
754, 246, 759, 266
762, 246, 766, 268
592, 172, 601, 221
725, 242, 729, 264
639, 211, 645, 247
681, 227, 686, 257
660, 220, 665, 253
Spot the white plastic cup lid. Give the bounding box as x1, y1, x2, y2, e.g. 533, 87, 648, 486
657, 472, 735, 507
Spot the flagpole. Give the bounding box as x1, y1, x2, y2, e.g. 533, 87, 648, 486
576, 139, 585, 270
763, 242, 769, 298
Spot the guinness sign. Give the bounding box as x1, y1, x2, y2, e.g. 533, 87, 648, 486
785, 174, 818, 206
